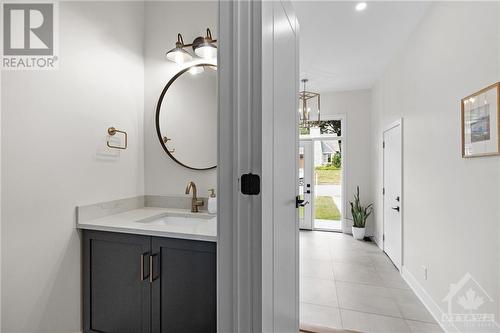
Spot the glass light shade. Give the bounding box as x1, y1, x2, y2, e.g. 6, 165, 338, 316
189, 66, 205, 75
166, 47, 193, 64
194, 44, 217, 59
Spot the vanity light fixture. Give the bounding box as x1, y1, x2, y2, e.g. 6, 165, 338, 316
299, 79, 321, 128
166, 34, 193, 64
165, 28, 217, 64
192, 28, 217, 59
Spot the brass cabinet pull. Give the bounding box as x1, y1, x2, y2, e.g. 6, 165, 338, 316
149, 253, 158, 283
140, 252, 149, 281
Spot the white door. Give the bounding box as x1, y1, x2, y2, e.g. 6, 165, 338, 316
383, 121, 402, 270
299, 141, 313, 230
261, 1, 299, 331
218, 1, 299, 331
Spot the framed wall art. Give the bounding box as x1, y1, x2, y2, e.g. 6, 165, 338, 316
461, 82, 500, 158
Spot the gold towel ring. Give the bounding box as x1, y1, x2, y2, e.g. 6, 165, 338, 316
107, 127, 127, 150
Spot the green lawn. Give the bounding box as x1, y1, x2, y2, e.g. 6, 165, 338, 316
315, 169, 342, 185
315, 196, 341, 220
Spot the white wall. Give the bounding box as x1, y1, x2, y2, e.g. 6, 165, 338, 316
1, 2, 145, 332
371, 1, 500, 326
320, 90, 373, 235
497, 3, 500, 325
144, 1, 217, 197
0, 57, 2, 333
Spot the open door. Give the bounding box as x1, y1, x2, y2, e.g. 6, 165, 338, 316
218, 1, 299, 331
261, 2, 300, 331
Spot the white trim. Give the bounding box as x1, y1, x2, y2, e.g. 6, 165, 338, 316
382, 118, 403, 270
401, 267, 459, 333
384, 118, 403, 133
298, 140, 313, 231
370, 236, 383, 250
217, 1, 236, 331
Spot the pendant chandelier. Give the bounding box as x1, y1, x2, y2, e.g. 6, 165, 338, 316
299, 79, 320, 128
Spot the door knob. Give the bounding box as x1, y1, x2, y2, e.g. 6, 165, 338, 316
391, 206, 400, 212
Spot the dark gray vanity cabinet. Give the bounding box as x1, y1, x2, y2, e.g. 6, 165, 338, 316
83, 230, 216, 333
151, 237, 217, 333
83, 231, 151, 333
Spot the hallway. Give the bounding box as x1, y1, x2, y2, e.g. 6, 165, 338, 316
300, 231, 443, 333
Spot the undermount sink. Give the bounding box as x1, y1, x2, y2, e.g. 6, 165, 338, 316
136, 211, 216, 227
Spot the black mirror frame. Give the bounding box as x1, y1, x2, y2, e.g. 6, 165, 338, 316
155, 63, 217, 171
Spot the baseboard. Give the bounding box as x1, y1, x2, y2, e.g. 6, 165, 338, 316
370, 236, 383, 250
401, 266, 460, 333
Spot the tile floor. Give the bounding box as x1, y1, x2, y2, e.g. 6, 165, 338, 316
300, 231, 443, 333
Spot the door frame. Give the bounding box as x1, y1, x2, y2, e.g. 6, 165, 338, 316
299, 140, 313, 230
382, 118, 404, 271
299, 114, 347, 232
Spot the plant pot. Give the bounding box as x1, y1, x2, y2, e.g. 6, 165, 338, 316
352, 226, 366, 240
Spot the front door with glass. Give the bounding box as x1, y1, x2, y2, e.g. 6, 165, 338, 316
299, 118, 345, 232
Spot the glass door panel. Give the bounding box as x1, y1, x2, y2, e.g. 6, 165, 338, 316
312, 139, 343, 231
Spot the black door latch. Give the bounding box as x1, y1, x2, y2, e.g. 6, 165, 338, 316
241, 173, 260, 195
296, 196, 309, 208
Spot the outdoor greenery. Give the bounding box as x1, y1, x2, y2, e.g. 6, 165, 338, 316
299, 196, 341, 221
318, 120, 341, 136
315, 165, 339, 170
299, 120, 342, 137
300, 127, 310, 135
331, 152, 341, 168
350, 186, 373, 228
315, 196, 341, 220
314, 169, 342, 185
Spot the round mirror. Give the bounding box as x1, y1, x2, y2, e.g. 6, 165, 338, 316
156, 64, 217, 170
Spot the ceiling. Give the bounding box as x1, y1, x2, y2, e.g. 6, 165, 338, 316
293, 1, 431, 92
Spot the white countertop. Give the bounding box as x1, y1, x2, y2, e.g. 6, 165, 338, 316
77, 207, 217, 242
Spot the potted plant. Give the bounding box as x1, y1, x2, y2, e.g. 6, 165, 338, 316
350, 186, 373, 240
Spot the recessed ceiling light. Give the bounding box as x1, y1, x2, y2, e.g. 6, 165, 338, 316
356, 2, 367, 11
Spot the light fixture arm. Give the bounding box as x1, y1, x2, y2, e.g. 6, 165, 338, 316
177, 33, 184, 46
173, 29, 217, 49
166, 28, 218, 64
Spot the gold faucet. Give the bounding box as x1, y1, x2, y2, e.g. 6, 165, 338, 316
185, 181, 204, 213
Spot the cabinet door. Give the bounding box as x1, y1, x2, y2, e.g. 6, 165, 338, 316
151, 237, 216, 333
83, 230, 151, 333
